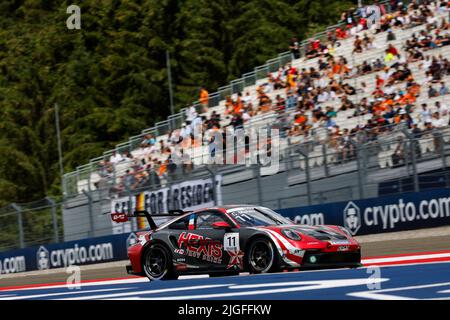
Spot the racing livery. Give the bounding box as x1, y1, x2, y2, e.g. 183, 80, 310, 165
112, 205, 361, 281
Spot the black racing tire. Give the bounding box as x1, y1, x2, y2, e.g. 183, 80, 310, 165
142, 243, 177, 281
246, 238, 277, 274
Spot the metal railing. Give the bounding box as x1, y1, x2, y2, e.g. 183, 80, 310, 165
0, 198, 62, 252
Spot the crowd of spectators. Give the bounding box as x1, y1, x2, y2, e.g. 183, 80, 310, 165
95, 0, 450, 193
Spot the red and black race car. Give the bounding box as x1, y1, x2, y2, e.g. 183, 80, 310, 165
111, 205, 361, 281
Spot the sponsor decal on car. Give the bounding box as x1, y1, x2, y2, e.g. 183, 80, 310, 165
329, 240, 350, 245
177, 232, 223, 264
226, 249, 245, 269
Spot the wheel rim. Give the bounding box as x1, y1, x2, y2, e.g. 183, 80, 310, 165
250, 241, 273, 272
145, 247, 167, 278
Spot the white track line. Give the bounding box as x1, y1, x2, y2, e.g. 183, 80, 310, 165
362, 252, 450, 264
0, 277, 149, 292
114, 278, 389, 300
348, 281, 450, 300
0, 287, 134, 300
60, 284, 231, 300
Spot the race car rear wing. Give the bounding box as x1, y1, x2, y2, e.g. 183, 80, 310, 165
111, 210, 189, 230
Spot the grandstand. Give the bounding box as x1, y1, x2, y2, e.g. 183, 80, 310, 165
62, 0, 450, 229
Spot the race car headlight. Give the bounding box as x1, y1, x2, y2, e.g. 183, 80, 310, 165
338, 226, 353, 237
281, 228, 302, 241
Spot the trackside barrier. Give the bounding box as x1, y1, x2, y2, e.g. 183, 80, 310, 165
0, 233, 136, 275
2, 186, 450, 274
277, 187, 450, 236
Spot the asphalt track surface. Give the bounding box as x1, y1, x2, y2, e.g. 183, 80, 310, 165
1, 258, 450, 300
0, 226, 449, 299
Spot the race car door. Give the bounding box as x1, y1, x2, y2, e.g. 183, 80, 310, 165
191, 211, 243, 271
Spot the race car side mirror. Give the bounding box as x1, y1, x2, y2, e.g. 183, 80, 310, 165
212, 221, 231, 231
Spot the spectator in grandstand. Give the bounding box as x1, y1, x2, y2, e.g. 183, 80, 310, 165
420, 103, 433, 123
428, 84, 440, 97
185, 105, 197, 124
229, 112, 244, 129
206, 110, 221, 129
290, 37, 301, 59
387, 29, 397, 41
199, 87, 209, 113
286, 91, 297, 110
431, 111, 446, 128
338, 128, 354, 163
407, 48, 424, 62
144, 134, 156, 146
353, 35, 363, 54
110, 151, 123, 164
439, 81, 449, 95
122, 169, 138, 190
392, 136, 405, 167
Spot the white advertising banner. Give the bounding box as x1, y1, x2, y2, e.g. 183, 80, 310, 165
111, 175, 222, 233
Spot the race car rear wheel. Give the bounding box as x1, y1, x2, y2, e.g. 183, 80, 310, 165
246, 238, 276, 274
143, 243, 177, 281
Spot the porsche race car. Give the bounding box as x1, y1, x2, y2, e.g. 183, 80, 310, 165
111, 205, 361, 281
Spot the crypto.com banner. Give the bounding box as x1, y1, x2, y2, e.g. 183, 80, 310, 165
0, 233, 137, 275
277, 188, 450, 236
111, 175, 222, 233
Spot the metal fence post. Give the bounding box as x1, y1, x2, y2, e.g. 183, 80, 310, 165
410, 139, 420, 192
350, 140, 364, 199
298, 148, 312, 205
437, 129, 446, 170
253, 165, 263, 206
11, 203, 25, 249
46, 197, 59, 243
125, 185, 137, 232
402, 128, 419, 192
322, 144, 329, 177
82, 190, 94, 237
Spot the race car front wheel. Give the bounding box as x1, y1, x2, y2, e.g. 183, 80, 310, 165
143, 244, 177, 281
246, 238, 276, 274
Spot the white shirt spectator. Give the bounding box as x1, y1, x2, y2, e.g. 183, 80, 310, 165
426, 15, 437, 25
317, 90, 329, 103
110, 152, 123, 164
185, 106, 197, 123
133, 146, 150, 159
432, 117, 446, 128
436, 102, 450, 116
317, 77, 328, 89
384, 84, 395, 95
180, 124, 192, 138
241, 92, 252, 105
242, 112, 251, 122
422, 57, 432, 71
421, 108, 432, 123
149, 144, 159, 154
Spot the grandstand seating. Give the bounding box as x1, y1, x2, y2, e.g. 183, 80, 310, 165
71, 1, 450, 195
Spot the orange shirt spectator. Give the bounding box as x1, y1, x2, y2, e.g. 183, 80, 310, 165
294, 114, 307, 125
200, 87, 209, 111
158, 163, 167, 176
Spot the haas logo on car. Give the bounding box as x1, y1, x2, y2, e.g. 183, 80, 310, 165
344, 201, 361, 235
37, 246, 50, 270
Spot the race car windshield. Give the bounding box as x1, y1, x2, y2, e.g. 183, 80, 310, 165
227, 207, 292, 227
